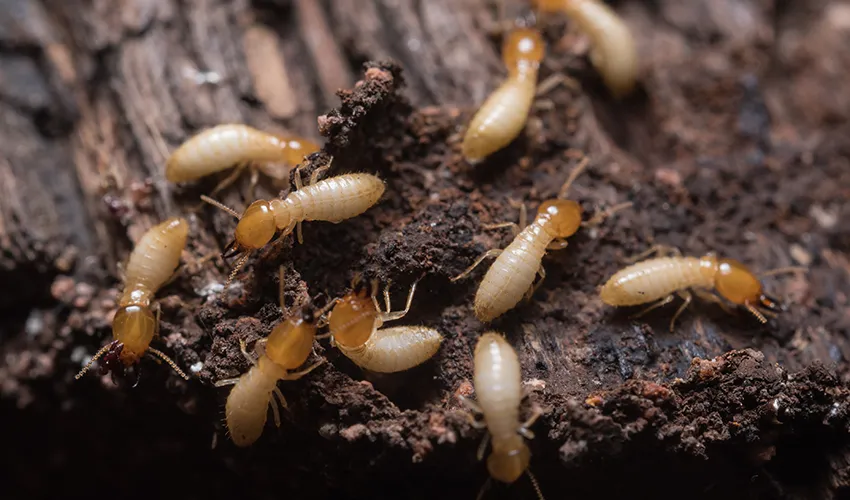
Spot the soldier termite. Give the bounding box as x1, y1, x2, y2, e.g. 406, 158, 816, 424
600, 245, 807, 331
201, 164, 385, 287
322, 279, 443, 373
460, 332, 544, 500
75, 217, 191, 383
532, 0, 638, 97
166, 124, 320, 197
451, 156, 631, 322
462, 27, 546, 164
215, 267, 326, 447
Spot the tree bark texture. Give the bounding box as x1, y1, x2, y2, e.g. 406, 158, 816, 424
2, 0, 850, 499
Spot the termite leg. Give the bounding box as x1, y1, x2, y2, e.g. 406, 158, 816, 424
450, 249, 504, 282
282, 358, 325, 381
273, 386, 288, 415
669, 290, 693, 332
214, 377, 240, 387
482, 203, 527, 236
247, 164, 260, 200
254, 338, 268, 360
458, 395, 486, 428
692, 289, 736, 316
581, 201, 633, 228
630, 295, 676, 320
74, 343, 113, 380
147, 347, 190, 380
309, 165, 330, 186
209, 162, 249, 199
624, 244, 682, 263
476, 433, 491, 461
524, 265, 546, 301
268, 393, 282, 428
543, 232, 567, 247
238, 338, 258, 365
378, 281, 418, 322
557, 155, 590, 199
518, 404, 543, 440
294, 165, 304, 190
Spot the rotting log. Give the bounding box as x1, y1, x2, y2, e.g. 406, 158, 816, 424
2, 0, 850, 499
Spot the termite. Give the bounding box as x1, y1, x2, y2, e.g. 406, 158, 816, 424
460, 332, 544, 500
166, 124, 320, 197
323, 280, 443, 373
451, 156, 631, 322
532, 0, 638, 97
201, 162, 386, 286
215, 267, 326, 447
599, 245, 807, 331
462, 27, 546, 164
75, 217, 190, 382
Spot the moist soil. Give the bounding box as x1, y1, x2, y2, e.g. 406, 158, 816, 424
3, 3, 850, 500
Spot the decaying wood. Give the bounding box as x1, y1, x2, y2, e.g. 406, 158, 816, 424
2, 0, 850, 499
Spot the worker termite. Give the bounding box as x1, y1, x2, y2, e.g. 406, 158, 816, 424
201, 164, 385, 286
451, 156, 631, 322
75, 217, 190, 382
599, 245, 807, 331
462, 27, 546, 164
166, 124, 320, 196
532, 0, 638, 97
215, 267, 326, 447
323, 280, 443, 373
460, 332, 544, 500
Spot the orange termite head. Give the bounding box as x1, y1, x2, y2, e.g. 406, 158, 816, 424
488, 441, 531, 484
265, 305, 318, 370
537, 199, 582, 238
232, 200, 277, 251
328, 288, 378, 349
112, 304, 157, 365
503, 28, 546, 75
714, 258, 783, 322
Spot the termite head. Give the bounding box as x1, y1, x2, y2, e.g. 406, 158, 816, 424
503, 28, 546, 75
488, 442, 531, 484
329, 288, 378, 349
233, 200, 277, 251
112, 304, 156, 364
537, 199, 582, 238
714, 258, 782, 322
265, 306, 318, 370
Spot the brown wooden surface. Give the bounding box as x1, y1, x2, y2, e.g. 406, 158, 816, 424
2, 1, 850, 499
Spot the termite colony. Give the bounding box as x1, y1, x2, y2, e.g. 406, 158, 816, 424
71, 0, 807, 497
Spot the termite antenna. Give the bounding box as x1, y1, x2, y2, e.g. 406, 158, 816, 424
745, 303, 768, 324
225, 253, 251, 288
527, 469, 546, 500
557, 154, 590, 199
74, 343, 112, 380
759, 266, 808, 278
147, 347, 190, 380
475, 477, 493, 500
200, 195, 240, 219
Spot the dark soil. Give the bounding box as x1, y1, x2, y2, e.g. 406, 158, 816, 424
2, 1, 850, 499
